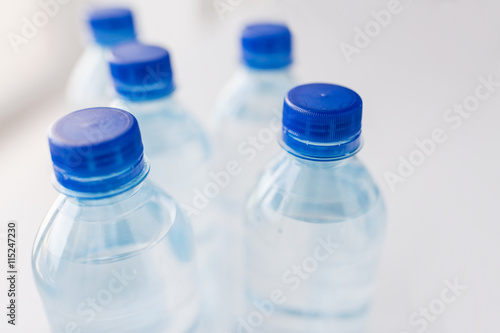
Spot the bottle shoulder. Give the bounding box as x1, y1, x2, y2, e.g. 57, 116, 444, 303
118, 97, 204, 129
115, 95, 192, 120
32, 181, 193, 265
248, 153, 385, 223
223, 68, 295, 97
213, 68, 296, 123
66, 45, 113, 108
115, 97, 211, 153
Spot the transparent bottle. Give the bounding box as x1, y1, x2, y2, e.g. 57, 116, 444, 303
210, 24, 296, 328
32, 107, 200, 333
242, 84, 386, 333
66, 7, 136, 109
107, 42, 217, 331
107, 42, 210, 211
212, 23, 296, 207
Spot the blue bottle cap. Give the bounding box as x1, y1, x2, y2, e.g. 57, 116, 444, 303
48, 107, 148, 194
241, 23, 292, 70
282, 83, 363, 160
108, 42, 175, 101
87, 7, 136, 46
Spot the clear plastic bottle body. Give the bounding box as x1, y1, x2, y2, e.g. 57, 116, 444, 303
66, 44, 116, 109
114, 95, 211, 207
211, 65, 294, 327
32, 180, 200, 333
243, 151, 386, 333
210, 66, 296, 329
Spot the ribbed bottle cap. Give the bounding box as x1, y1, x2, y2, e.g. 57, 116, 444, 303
108, 42, 174, 101
87, 7, 136, 46
241, 23, 292, 70
282, 83, 363, 160
48, 107, 147, 194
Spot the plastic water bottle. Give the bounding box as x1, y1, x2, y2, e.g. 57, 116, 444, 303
32, 107, 200, 333
242, 84, 386, 333
107, 42, 219, 331
210, 24, 296, 325
212, 22, 296, 206
108, 41, 210, 209
66, 7, 136, 109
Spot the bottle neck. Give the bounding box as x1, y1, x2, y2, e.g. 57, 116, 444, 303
90, 29, 136, 49
113, 79, 175, 103
68, 181, 147, 206
94, 42, 111, 50
285, 149, 357, 169
241, 64, 293, 81
117, 93, 177, 115
279, 134, 363, 163
93, 40, 128, 51
53, 158, 150, 200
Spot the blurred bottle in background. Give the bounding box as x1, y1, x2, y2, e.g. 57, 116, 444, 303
32, 107, 200, 333
66, 7, 136, 109
108, 41, 211, 218
107, 42, 222, 331
243, 84, 386, 333
212, 22, 296, 203
210, 22, 296, 326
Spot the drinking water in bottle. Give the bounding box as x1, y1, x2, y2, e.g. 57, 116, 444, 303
242, 83, 386, 333
210, 24, 296, 324
66, 7, 136, 109
32, 107, 200, 333
107, 42, 221, 331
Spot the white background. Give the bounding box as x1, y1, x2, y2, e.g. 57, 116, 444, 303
1, 0, 499, 332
